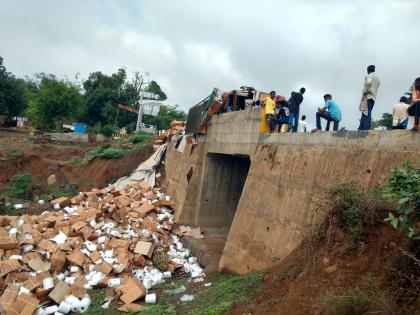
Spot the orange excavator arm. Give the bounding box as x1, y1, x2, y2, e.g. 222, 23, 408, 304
118, 103, 139, 114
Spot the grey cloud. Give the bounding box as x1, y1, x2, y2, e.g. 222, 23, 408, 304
1, 0, 419, 129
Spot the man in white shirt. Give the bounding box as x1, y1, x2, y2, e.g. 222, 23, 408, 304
297, 115, 307, 132
359, 65, 380, 130
392, 96, 409, 129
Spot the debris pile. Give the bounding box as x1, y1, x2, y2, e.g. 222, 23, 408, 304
153, 121, 186, 149
0, 180, 203, 314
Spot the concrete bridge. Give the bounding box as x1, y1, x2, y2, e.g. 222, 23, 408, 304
164, 108, 420, 274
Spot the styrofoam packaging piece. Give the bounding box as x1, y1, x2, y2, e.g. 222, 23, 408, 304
43, 277, 55, 290
180, 294, 195, 302
70, 302, 81, 314
163, 271, 172, 279
107, 278, 122, 287
183, 263, 191, 273
44, 305, 58, 314
54, 203, 60, 210
14, 204, 23, 210
145, 293, 156, 304
9, 255, 23, 260
97, 236, 107, 244
70, 266, 79, 273
9, 227, 18, 235
19, 287, 30, 295
176, 242, 183, 250
64, 276, 75, 284
38, 200, 45, 204
65, 295, 79, 305
58, 301, 72, 314
54, 312, 64, 315
85, 241, 97, 252
57, 273, 66, 281
23, 244, 34, 253
143, 278, 153, 289
35, 307, 47, 315
79, 297, 91, 313
88, 265, 95, 272
188, 257, 197, 264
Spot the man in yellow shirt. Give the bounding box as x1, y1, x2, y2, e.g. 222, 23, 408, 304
264, 91, 276, 132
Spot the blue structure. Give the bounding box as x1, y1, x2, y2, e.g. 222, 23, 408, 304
73, 122, 87, 134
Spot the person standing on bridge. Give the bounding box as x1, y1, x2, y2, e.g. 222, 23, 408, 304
408, 77, 420, 132
263, 91, 277, 132
312, 94, 342, 132
288, 87, 306, 132
359, 65, 380, 130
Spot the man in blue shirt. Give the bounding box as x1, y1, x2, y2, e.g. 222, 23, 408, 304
313, 94, 342, 131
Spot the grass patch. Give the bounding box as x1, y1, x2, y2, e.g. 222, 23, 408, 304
82, 132, 153, 163
4, 172, 35, 199
319, 275, 398, 315
174, 271, 264, 315
0, 147, 23, 160
331, 182, 380, 250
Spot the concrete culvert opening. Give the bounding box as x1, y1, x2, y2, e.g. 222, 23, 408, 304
198, 153, 251, 232
183, 153, 251, 269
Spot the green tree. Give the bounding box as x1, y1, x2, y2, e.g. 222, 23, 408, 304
372, 113, 392, 129
142, 104, 186, 130
0, 56, 26, 117
26, 74, 84, 130
146, 80, 167, 101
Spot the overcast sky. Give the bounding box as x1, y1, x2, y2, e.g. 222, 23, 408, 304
1, 0, 419, 129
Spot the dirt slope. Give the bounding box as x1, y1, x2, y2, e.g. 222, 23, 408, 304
227, 217, 418, 315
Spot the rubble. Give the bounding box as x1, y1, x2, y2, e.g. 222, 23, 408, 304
153, 120, 186, 149
0, 180, 204, 314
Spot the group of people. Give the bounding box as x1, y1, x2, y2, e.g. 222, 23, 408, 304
262, 65, 420, 133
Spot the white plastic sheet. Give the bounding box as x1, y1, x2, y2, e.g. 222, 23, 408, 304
112, 143, 167, 190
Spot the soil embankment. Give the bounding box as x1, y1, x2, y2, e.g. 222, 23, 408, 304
0, 132, 153, 193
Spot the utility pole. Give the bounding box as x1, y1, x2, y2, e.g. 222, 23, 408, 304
135, 92, 143, 132
136, 73, 149, 132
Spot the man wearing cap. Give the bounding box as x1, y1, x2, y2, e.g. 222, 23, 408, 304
359, 65, 380, 130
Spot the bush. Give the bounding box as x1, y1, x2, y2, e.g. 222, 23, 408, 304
382, 162, 420, 239
331, 182, 379, 249
89, 123, 119, 137
99, 148, 125, 159
128, 131, 152, 144
6, 172, 35, 199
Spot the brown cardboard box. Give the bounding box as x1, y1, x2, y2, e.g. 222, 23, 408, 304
133, 241, 155, 258
0, 260, 21, 277
96, 261, 113, 275
37, 239, 56, 252
136, 203, 155, 217
0, 284, 19, 313
116, 277, 146, 304
51, 197, 70, 207
71, 284, 87, 299
51, 251, 66, 272
23, 271, 50, 291
0, 236, 18, 250
118, 303, 143, 312
109, 238, 130, 249
138, 181, 151, 191
6, 292, 39, 315
28, 256, 51, 272
48, 281, 71, 304
66, 250, 85, 266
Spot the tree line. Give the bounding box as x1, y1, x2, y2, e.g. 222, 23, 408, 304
0, 56, 186, 133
